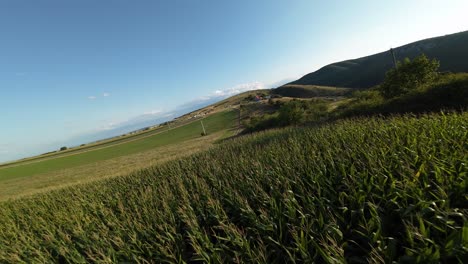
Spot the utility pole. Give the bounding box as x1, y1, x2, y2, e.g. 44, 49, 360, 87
200, 120, 206, 135
238, 103, 241, 129
390, 48, 397, 69
167, 122, 172, 132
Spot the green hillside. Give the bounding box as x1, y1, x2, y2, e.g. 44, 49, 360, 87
0, 110, 237, 191
289, 30, 468, 88
0, 112, 466, 262
273, 84, 351, 98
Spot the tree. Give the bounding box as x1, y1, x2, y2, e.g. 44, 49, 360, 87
379, 54, 439, 98
60, 146, 67, 151
278, 101, 305, 125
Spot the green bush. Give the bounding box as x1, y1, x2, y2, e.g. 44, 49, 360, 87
278, 100, 305, 125
379, 54, 439, 98
243, 114, 278, 133
245, 99, 330, 133
303, 101, 329, 122
338, 73, 468, 118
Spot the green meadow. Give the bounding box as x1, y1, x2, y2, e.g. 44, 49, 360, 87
0, 110, 237, 183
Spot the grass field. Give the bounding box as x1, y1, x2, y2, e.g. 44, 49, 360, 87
0, 131, 229, 201
0, 117, 172, 168
0, 111, 466, 262
0, 110, 238, 199
0, 109, 238, 170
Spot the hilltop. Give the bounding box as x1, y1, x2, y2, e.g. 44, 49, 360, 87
287, 30, 468, 88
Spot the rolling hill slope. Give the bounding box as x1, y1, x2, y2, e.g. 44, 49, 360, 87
273, 84, 351, 98
0, 110, 238, 200
288, 30, 468, 88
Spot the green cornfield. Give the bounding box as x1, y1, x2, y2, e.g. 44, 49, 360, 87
0, 112, 467, 263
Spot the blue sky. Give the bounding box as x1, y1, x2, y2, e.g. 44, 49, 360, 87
1, 0, 467, 162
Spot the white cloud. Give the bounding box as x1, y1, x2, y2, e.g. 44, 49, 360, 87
212, 81, 264, 97
267, 77, 299, 88
98, 122, 117, 131
0, 149, 9, 154
88, 96, 96, 100
143, 109, 162, 115
95, 119, 128, 131
197, 96, 211, 101
103, 92, 110, 97
80, 81, 265, 142
94, 109, 165, 132
177, 81, 265, 110
0, 143, 18, 162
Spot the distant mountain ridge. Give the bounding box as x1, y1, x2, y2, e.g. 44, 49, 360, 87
288, 30, 468, 89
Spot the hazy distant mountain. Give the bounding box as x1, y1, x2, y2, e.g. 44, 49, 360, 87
288, 30, 468, 89
67, 94, 229, 147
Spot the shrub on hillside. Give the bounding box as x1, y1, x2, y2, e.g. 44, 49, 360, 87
303, 101, 329, 122
244, 115, 278, 133
278, 100, 305, 126
338, 73, 468, 117
244, 99, 330, 133
379, 54, 439, 98
335, 90, 384, 117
